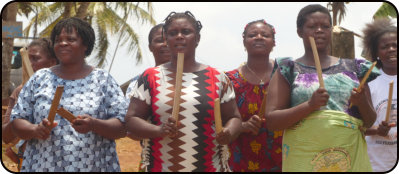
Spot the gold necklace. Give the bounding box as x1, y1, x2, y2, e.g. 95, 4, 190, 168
245, 63, 266, 85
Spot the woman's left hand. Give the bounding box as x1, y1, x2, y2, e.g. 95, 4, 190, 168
72, 114, 94, 134
215, 128, 232, 145
349, 87, 368, 107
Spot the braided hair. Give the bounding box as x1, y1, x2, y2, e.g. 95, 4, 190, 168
162, 11, 202, 37
362, 18, 397, 68
50, 17, 95, 57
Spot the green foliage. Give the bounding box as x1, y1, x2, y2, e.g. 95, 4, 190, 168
18, 2, 155, 68
373, 2, 397, 19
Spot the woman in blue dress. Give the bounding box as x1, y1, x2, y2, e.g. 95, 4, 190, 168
9, 17, 127, 172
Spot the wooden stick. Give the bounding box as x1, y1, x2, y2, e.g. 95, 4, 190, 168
20, 47, 34, 85
258, 90, 268, 119
385, 80, 394, 122
171, 53, 184, 125
214, 98, 223, 134
309, 37, 325, 88
48, 85, 64, 124
57, 107, 77, 123
357, 61, 377, 93
3, 137, 20, 149
349, 61, 377, 108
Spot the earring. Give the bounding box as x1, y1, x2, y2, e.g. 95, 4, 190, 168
377, 57, 380, 60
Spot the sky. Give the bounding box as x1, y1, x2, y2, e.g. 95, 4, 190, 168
1, 2, 399, 173
105, 2, 398, 85
2, 2, 398, 86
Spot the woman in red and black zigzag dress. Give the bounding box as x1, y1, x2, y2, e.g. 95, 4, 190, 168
225, 19, 282, 172
125, 11, 242, 172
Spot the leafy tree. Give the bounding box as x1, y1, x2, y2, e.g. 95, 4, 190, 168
22, 2, 156, 68
373, 2, 397, 19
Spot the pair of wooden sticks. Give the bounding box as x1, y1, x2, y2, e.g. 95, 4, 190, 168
48, 86, 77, 124
171, 53, 225, 134
308, 37, 378, 109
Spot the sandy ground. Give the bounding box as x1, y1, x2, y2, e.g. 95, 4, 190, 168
2, 137, 142, 172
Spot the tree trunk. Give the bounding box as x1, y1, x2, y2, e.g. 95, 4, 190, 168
2, 2, 18, 102
76, 2, 90, 19
63, 2, 72, 18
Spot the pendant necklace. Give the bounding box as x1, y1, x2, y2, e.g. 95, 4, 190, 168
245, 63, 267, 85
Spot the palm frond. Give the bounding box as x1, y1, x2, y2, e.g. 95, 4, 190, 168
91, 16, 110, 68
39, 17, 63, 38
373, 2, 397, 19
17, 2, 33, 18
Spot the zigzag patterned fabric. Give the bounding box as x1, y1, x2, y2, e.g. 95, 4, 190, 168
131, 64, 235, 172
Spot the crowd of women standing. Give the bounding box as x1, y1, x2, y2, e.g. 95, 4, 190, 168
2, 3, 396, 172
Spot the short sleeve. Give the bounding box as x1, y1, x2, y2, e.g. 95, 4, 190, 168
275, 57, 295, 85
104, 72, 128, 123
10, 71, 43, 123
125, 75, 140, 100
220, 73, 235, 104
131, 69, 152, 105
355, 59, 380, 83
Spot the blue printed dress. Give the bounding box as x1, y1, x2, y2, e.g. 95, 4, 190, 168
10, 68, 127, 172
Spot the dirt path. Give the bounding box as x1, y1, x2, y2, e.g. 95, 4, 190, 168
2, 137, 142, 172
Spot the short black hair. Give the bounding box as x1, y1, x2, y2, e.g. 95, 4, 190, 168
50, 17, 95, 57
362, 18, 397, 68
297, 4, 332, 30
163, 11, 202, 37
148, 23, 164, 44
242, 19, 276, 41
28, 38, 59, 64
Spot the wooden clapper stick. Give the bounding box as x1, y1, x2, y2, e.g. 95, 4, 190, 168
258, 89, 268, 120
48, 86, 64, 124
171, 53, 185, 125
214, 98, 223, 134
57, 107, 77, 123
20, 47, 34, 84
385, 80, 394, 122
309, 37, 325, 88
349, 61, 377, 108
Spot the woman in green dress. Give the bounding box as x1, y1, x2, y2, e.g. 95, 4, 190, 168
265, 4, 379, 172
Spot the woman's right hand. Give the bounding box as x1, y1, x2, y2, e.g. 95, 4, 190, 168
31, 118, 57, 140
157, 117, 179, 138
242, 115, 263, 135
308, 87, 329, 110
377, 121, 395, 137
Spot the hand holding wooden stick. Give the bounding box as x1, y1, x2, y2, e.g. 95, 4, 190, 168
48, 85, 64, 124
349, 61, 377, 108
385, 80, 394, 122
214, 98, 223, 134
171, 53, 184, 125
309, 37, 325, 88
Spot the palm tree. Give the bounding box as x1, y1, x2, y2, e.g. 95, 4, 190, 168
22, 2, 156, 68
329, 2, 350, 26
2, 2, 18, 100
373, 2, 397, 19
